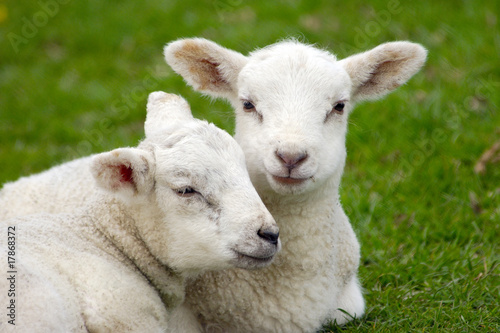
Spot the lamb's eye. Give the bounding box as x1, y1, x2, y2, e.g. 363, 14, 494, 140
175, 187, 197, 198
333, 102, 345, 114
242, 100, 263, 122
243, 101, 256, 112
325, 101, 347, 122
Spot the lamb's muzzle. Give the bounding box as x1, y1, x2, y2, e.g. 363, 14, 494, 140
276, 150, 308, 171
231, 216, 280, 270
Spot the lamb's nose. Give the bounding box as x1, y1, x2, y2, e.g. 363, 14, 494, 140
276, 151, 308, 170
258, 228, 280, 245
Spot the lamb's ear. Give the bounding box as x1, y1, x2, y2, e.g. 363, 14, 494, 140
339, 42, 427, 102
164, 38, 248, 98
145, 91, 193, 137
91, 148, 154, 197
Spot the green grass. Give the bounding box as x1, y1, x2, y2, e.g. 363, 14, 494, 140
1, 0, 498, 331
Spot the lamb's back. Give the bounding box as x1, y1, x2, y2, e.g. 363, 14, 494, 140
0, 156, 94, 219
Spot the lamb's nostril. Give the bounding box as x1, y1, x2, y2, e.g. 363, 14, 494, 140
258, 228, 279, 245
276, 151, 308, 170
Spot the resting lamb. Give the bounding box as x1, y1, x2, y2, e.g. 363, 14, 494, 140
162, 38, 427, 332
0, 92, 279, 332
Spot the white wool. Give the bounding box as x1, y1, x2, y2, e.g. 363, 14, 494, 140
0, 92, 279, 331
163, 38, 427, 332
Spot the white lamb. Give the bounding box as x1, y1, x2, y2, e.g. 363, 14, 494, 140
161, 38, 427, 332
0, 92, 280, 332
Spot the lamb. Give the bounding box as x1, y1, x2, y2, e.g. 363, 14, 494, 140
161, 38, 427, 332
0, 92, 280, 332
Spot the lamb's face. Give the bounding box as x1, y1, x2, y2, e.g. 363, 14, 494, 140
164, 38, 427, 197
92, 92, 280, 275
151, 122, 280, 273
234, 44, 351, 196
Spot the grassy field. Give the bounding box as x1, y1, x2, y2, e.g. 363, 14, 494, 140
1, 0, 498, 331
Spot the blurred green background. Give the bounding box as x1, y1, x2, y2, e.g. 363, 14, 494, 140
0, 0, 498, 331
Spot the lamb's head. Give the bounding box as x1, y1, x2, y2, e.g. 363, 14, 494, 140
91, 92, 279, 275
165, 38, 427, 196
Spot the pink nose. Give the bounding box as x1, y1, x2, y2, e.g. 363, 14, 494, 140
276, 151, 308, 170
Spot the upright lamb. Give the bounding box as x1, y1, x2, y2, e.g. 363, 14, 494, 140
163, 38, 427, 332
0, 92, 279, 332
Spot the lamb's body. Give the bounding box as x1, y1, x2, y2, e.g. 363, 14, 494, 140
7, 207, 172, 332
0, 157, 93, 220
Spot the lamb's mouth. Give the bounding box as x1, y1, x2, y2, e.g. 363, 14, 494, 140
272, 175, 310, 185
233, 250, 276, 268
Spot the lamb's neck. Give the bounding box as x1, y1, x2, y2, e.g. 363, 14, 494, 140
88, 194, 185, 310
259, 177, 344, 259
261, 177, 341, 221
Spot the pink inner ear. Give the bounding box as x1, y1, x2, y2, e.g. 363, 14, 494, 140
119, 165, 133, 183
